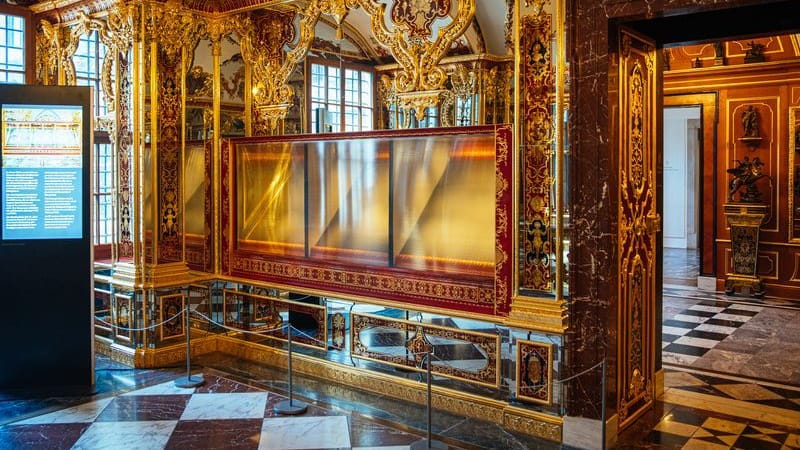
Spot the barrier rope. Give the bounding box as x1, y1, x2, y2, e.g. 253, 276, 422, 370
190, 310, 288, 337
94, 309, 184, 332
97, 304, 605, 407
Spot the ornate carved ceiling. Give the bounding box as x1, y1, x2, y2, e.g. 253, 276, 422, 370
21, 0, 512, 61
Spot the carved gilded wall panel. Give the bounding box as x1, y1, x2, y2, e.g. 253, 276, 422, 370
352, 312, 501, 387
118, 51, 134, 259
520, 14, 554, 292
616, 29, 659, 430
156, 49, 183, 263
516, 340, 553, 405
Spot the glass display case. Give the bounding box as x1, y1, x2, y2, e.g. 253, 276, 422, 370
222, 125, 512, 316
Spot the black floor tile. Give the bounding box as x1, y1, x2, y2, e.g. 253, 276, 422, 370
663, 319, 701, 329
680, 309, 717, 318
685, 329, 730, 341
662, 343, 711, 357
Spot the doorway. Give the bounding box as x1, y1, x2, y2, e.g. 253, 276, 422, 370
611, 1, 800, 430
663, 105, 701, 287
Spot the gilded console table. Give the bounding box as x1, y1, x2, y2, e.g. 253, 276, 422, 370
723, 203, 767, 298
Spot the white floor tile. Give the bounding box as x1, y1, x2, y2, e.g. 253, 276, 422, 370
726, 304, 763, 312
662, 352, 699, 366
663, 326, 693, 336
15, 398, 113, 424
123, 379, 197, 396
674, 336, 720, 349
688, 305, 726, 313
259, 416, 351, 450
180, 392, 268, 420
694, 323, 738, 335
673, 314, 709, 324
71, 420, 177, 450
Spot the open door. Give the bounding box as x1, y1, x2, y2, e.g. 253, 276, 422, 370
616, 27, 661, 429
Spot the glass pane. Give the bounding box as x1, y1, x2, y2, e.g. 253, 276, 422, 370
7, 48, 22, 66
184, 143, 206, 236
236, 142, 306, 257
361, 109, 373, 131
393, 135, 495, 276
327, 67, 340, 102
361, 73, 372, 107
307, 139, 389, 266
327, 104, 340, 131
344, 106, 358, 132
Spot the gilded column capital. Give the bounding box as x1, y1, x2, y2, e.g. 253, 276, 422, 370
144, 3, 203, 62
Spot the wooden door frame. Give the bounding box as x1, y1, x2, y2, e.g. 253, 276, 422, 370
663, 93, 719, 277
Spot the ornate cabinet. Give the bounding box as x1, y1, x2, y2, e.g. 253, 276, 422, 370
723, 203, 767, 297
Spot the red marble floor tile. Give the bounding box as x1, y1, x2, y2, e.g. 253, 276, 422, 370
164, 419, 262, 450
0, 422, 90, 450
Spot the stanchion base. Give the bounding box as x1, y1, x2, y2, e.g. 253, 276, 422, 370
174, 375, 205, 388
274, 400, 308, 415
410, 439, 448, 449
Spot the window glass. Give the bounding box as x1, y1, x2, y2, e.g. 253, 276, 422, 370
0, 13, 25, 84
309, 61, 373, 133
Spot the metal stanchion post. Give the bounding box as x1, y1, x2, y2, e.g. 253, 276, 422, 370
274, 324, 308, 415
411, 352, 447, 450
175, 305, 205, 388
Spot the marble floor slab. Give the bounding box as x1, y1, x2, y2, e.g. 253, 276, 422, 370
662, 289, 800, 385
0, 371, 451, 450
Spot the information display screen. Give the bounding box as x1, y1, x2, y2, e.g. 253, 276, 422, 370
1, 104, 84, 240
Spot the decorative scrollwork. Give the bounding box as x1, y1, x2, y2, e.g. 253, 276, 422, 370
354, 0, 474, 94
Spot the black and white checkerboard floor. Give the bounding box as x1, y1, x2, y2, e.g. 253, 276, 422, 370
662, 299, 763, 366
0, 372, 433, 450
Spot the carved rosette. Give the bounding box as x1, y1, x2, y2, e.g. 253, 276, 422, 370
521, 14, 554, 291
617, 30, 657, 428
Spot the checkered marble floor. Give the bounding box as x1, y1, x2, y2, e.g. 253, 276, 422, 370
618, 368, 800, 449
662, 299, 762, 366
0, 373, 435, 450
662, 288, 800, 385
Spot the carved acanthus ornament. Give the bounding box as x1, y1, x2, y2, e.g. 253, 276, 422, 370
354, 0, 475, 123
144, 4, 204, 63
37, 19, 79, 85
72, 8, 135, 114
